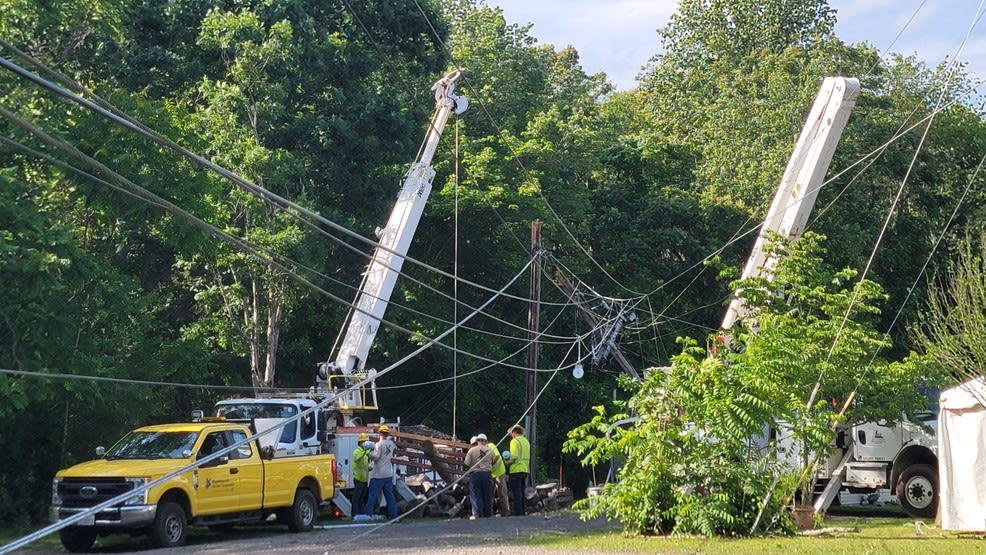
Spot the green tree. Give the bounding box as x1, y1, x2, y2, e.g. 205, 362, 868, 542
565, 232, 931, 536
1, 0, 221, 522
659, 0, 835, 67
815, 55, 986, 350
565, 342, 796, 536
910, 232, 986, 382
176, 7, 311, 390
640, 0, 844, 211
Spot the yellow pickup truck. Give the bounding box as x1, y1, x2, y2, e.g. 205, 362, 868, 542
50, 416, 337, 552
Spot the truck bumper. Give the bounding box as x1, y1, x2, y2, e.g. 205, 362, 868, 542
51, 504, 157, 528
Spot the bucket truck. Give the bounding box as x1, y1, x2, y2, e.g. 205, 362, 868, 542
213, 70, 468, 515
725, 76, 938, 519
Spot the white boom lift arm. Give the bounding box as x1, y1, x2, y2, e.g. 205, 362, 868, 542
316, 70, 468, 407
720, 76, 860, 332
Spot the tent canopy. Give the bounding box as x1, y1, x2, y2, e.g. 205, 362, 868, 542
939, 377, 986, 531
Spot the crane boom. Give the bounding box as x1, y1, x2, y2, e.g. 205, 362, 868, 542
317, 70, 467, 402
721, 76, 859, 331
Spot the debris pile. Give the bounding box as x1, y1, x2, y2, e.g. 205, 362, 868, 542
390, 428, 574, 518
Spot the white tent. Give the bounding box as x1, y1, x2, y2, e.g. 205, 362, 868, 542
939, 376, 986, 531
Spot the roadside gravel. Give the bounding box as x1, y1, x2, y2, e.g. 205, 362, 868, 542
11, 511, 621, 554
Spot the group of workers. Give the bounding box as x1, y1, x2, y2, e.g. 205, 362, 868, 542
463, 424, 530, 520
350, 423, 531, 521
351, 424, 399, 521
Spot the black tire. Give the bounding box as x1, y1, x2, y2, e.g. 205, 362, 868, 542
150, 501, 188, 548
59, 527, 96, 553
896, 463, 938, 519
285, 489, 318, 532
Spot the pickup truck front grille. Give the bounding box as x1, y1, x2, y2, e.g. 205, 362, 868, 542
57, 478, 135, 508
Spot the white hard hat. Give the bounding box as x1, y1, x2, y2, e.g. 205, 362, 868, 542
501, 450, 511, 460
469, 436, 478, 445
362, 441, 375, 450
476, 433, 488, 442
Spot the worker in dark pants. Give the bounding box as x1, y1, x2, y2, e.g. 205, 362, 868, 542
506, 425, 530, 516
464, 434, 495, 519
351, 432, 371, 518
489, 438, 510, 516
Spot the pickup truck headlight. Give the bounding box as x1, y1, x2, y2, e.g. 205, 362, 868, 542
124, 478, 150, 505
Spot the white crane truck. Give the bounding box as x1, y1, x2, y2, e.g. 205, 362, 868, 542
213, 70, 468, 516
726, 76, 938, 519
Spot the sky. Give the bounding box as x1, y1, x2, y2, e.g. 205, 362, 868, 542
490, 0, 986, 91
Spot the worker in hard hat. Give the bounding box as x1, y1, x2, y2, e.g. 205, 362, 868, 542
363, 425, 398, 520
506, 425, 530, 516
464, 433, 496, 519
351, 432, 372, 517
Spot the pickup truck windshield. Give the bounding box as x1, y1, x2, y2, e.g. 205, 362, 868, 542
105, 431, 199, 459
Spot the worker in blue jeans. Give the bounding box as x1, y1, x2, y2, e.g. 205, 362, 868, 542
363, 425, 398, 520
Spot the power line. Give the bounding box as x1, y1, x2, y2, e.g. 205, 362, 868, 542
0, 109, 584, 374
0, 53, 594, 353
0, 51, 575, 312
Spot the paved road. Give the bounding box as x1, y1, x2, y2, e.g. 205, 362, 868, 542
12, 512, 620, 554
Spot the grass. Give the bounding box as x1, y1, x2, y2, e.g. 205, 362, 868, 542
521, 516, 986, 554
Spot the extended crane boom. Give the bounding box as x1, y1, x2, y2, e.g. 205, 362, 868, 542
316, 70, 467, 408
720, 76, 859, 331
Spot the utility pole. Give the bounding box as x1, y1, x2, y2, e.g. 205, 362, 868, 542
526, 219, 542, 486
554, 269, 639, 379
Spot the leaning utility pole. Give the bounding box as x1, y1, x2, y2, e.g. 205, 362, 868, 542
554, 269, 639, 379
526, 219, 542, 486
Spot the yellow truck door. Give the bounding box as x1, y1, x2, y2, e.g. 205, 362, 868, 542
226, 428, 263, 511
194, 431, 240, 515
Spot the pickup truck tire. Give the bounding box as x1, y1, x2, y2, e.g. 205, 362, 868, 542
150, 501, 188, 548
59, 526, 96, 552
896, 463, 938, 519
285, 489, 318, 532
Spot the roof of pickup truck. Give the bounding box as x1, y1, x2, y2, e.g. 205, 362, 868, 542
134, 419, 248, 433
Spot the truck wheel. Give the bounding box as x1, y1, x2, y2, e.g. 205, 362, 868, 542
59, 527, 96, 552
150, 501, 188, 548
285, 489, 318, 532
896, 464, 938, 519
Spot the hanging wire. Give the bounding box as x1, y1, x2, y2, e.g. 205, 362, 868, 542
453, 117, 460, 440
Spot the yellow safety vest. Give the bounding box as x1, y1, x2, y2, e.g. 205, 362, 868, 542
508, 435, 530, 474
490, 444, 506, 478
352, 446, 370, 482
